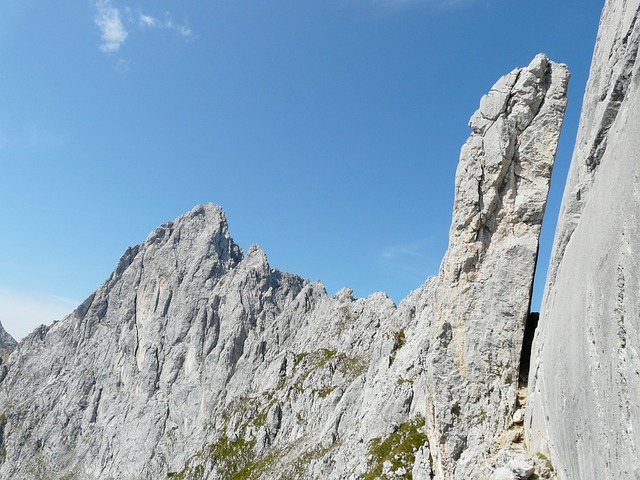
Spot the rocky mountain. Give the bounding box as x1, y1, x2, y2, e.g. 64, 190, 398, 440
6, 1, 640, 476
527, 0, 640, 478
0, 52, 569, 480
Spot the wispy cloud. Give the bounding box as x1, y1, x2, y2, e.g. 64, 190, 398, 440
139, 13, 158, 28
0, 287, 79, 341
93, 1, 194, 54
139, 13, 193, 38
381, 240, 427, 260
94, 0, 128, 53
378, 238, 444, 281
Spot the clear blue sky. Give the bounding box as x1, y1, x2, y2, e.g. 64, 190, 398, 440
0, 0, 603, 339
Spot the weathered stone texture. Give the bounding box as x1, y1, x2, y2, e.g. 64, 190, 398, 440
425, 54, 569, 479
526, 1, 640, 479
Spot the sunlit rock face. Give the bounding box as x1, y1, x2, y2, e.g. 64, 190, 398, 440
425, 53, 569, 479
527, 1, 640, 479
0, 54, 568, 480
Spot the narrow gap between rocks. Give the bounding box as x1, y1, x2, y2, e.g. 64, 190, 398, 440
518, 312, 539, 387
519, 241, 542, 389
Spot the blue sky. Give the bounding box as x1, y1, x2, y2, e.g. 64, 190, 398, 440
0, 0, 603, 339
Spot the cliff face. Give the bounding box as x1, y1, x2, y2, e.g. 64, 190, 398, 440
0, 55, 568, 480
526, 1, 640, 478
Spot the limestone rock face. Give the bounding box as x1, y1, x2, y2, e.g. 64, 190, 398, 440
425, 54, 569, 479
0, 56, 568, 480
526, 1, 640, 479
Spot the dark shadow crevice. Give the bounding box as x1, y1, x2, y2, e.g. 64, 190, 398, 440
519, 311, 539, 387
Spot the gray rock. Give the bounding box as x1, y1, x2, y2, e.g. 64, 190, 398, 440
491, 467, 518, 480
0, 204, 421, 479
425, 53, 569, 479
412, 445, 433, 480
490, 456, 535, 480
508, 457, 535, 479
526, 1, 640, 479
490, 459, 535, 480
513, 408, 525, 425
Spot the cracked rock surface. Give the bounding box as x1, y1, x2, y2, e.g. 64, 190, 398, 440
425, 54, 568, 479
0, 55, 568, 480
527, 1, 640, 479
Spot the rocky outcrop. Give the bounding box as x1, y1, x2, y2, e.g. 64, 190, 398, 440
424, 54, 569, 478
0, 55, 568, 480
526, 1, 640, 478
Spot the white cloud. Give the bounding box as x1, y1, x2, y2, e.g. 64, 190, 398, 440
138, 12, 194, 39
0, 287, 79, 341
139, 13, 159, 28
93, 2, 194, 54
94, 0, 128, 53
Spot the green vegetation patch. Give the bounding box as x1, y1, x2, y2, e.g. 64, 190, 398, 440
364, 415, 429, 480
293, 348, 367, 394
167, 433, 255, 479
279, 441, 341, 480
536, 452, 554, 472
168, 347, 368, 479
394, 330, 406, 350
316, 385, 337, 398
168, 390, 281, 479
389, 329, 407, 366
168, 433, 285, 480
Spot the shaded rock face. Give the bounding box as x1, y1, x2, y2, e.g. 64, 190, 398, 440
0, 324, 16, 362
526, 1, 640, 479
0, 56, 568, 480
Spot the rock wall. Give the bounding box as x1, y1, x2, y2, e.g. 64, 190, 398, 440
0, 55, 569, 480
526, 1, 640, 478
